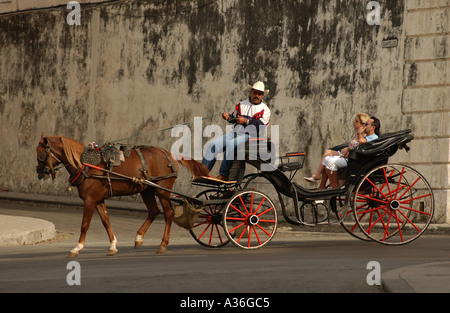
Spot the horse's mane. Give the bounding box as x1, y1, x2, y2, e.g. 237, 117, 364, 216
60, 136, 84, 169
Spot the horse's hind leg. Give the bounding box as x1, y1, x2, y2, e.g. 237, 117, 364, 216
156, 190, 174, 254
96, 202, 118, 256
135, 188, 160, 249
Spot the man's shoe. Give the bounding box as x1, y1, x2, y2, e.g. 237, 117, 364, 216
215, 174, 228, 181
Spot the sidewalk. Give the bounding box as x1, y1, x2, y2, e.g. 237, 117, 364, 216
0, 191, 147, 247
0, 190, 449, 293
382, 262, 450, 293
0, 214, 55, 247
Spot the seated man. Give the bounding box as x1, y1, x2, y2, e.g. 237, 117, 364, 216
202, 81, 271, 181
320, 116, 381, 188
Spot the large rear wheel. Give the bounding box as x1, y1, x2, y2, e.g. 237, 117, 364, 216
353, 164, 434, 245
333, 195, 372, 242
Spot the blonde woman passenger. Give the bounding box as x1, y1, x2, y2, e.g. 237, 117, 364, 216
304, 113, 371, 186
320, 116, 380, 189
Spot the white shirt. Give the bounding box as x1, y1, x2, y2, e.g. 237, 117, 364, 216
230, 98, 271, 132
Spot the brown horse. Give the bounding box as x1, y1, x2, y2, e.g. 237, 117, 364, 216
36, 134, 209, 257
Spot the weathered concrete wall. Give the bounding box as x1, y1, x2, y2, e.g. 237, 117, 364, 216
0, 0, 115, 14
0, 0, 448, 221
401, 0, 450, 223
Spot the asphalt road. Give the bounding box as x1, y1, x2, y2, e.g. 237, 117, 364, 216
1, 199, 450, 295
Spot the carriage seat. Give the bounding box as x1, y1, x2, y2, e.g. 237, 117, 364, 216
345, 129, 414, 181
352, 129, 413, 158
333, 129, 414, 186
278, 152, 306, 172
241, 137, 274, 163
328, 129, 414, 164
245, 137, 271, 154
245, 139, 307, 172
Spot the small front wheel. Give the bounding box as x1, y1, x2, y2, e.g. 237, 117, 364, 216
189, 189, 230, 248
223, 190, 277, 249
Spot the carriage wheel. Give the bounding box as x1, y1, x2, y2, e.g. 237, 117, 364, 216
189, 189, 230, 248
353, 164, 434, 245
223, 190, 277, 249
333, 195, 372, 242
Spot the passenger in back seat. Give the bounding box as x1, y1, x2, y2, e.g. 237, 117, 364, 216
319, 116, 380, 188
304, 113, 370, 185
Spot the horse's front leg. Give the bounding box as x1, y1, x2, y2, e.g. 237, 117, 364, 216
96, 202, 118, 256
67, 199, 96, 258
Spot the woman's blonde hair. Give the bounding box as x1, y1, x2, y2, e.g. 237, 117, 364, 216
356, 113, 370, 124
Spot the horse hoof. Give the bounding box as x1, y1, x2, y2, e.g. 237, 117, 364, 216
157, 246, 167, 254
134, 240, 143, 249
67, 251, 79, 258
107, 249, 118, 256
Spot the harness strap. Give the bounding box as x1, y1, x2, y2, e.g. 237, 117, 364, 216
68, 166, 85, 186
134, 147, 150, 179
132, 146, 178, 182
159, 147, 177, 174
68, 146, 179, 195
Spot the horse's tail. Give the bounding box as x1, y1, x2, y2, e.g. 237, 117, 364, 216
178, 158, 210, 178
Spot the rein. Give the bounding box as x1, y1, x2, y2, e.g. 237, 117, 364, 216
106, 113, 221, 144
38, 114, 220, 189
83, 162, 203, 204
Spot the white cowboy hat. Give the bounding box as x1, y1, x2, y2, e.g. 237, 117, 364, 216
247, 81, 269, 95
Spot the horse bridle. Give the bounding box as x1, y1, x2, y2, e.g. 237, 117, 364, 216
36, 137, 66, 180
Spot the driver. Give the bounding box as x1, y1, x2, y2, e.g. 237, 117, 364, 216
202, 81, 271, 181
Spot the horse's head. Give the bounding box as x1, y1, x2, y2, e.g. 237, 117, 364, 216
36, 133, 64, 180
36, 134, 85, 180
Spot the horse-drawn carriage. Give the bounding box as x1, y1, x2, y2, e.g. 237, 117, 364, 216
36, 128, 434, 257
186, 129, 434, 249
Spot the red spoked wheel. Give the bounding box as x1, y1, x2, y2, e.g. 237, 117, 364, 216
223, 190, 277, 249
353, 164, 434, 245
333, 195, 372, 242
189, 190, 230, 248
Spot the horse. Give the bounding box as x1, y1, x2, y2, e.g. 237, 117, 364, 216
36, 134, 209, 257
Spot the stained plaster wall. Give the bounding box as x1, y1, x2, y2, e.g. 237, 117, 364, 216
0, 0, 448, 222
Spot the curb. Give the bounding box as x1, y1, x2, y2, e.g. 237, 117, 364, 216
0, 191, 146, 211
382, 262, 450, 293
0, 214, 56, 247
